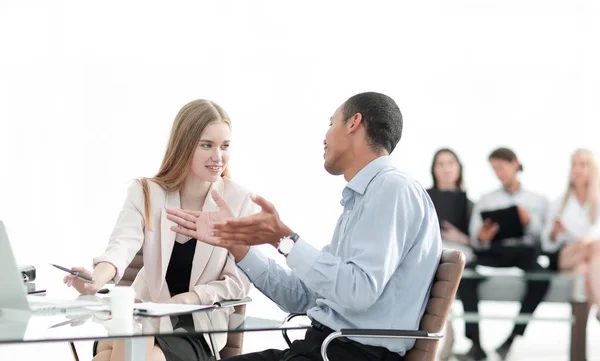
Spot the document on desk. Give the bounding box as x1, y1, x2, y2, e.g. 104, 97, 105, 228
134, 303, 213, 316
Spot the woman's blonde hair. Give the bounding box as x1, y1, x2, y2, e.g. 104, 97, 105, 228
558, 149, 599, 223
139, 99, 232, 230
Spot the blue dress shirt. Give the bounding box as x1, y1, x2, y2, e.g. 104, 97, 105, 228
237, 156, 442, 355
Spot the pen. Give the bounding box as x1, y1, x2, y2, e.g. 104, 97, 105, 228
28, 289, 47, 295
51, 263, 94, 282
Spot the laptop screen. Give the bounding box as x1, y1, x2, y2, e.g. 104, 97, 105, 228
0, 221, 32, 311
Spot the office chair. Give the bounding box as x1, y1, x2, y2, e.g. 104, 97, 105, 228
281, 249, 465, 361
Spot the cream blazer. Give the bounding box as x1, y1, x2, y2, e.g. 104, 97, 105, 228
93, 177, 256, 352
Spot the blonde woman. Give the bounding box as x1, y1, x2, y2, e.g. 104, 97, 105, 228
64, 100, 255, 361
542, 149, 600, 314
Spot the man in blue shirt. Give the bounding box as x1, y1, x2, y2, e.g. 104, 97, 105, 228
168, 92, 442, 361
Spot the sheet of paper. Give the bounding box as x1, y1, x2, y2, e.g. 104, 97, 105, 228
133, 302, 214, 316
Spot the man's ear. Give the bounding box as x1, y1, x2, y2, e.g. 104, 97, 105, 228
345, 112, 363, 134
511, 159, 520, 171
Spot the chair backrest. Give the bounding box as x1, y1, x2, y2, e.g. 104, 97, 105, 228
405, 249, 465, 361
117, 249, 144, 286
118, 249, 246, 358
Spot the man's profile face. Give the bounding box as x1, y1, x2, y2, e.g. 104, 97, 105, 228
323, 105, 349, 176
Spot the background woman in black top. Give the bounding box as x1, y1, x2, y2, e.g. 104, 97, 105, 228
427, 148, 473, 254
426, 148, 474, 361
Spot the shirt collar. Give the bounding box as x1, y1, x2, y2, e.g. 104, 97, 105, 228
502, 182, 523, 196
346, 156, 392, 196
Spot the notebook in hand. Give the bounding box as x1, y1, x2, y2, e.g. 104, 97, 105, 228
480, 205, 524, 243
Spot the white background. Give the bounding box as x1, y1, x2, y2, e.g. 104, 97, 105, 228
1, 0, 599, 360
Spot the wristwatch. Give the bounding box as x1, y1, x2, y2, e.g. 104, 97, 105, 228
277, 233, 300, 256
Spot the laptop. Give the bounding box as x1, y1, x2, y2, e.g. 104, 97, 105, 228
0, 221, 103, 315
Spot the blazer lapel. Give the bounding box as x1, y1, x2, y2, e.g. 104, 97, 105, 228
188, 179, 224, 292
158, 190, 181, 298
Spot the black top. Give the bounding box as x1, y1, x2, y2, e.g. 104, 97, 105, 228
165, 239, 198, 297
426, 188, 473, 235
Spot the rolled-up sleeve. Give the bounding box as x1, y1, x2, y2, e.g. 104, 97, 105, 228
193, 252, 252, 305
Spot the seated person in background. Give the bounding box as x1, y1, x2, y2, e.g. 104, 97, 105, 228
426, 148, 474, 360
427, 148, 474, 260
542, 148, 600, 319
64, 99, 254, 361
456, 147, 550, 361
168, 92, 442, 361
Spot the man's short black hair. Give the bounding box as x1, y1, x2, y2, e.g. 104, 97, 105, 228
342, 92, 403, 154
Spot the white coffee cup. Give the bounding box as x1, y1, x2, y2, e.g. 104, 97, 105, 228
110, 286, 135, 320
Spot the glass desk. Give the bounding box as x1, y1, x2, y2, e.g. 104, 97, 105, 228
0, 300, 311, 361
461, 267, 587, 303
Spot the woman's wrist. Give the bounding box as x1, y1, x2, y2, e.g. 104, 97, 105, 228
92, 262, 117, 289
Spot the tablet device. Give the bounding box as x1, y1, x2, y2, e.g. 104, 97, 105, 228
480, 205, 524, 242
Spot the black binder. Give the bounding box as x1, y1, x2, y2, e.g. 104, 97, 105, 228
480, 205, 524, 243
427, 189, 470, 234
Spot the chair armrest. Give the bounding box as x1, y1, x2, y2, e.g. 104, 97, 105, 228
321, 329, 444, 361
284, 313, 307, 323
341, 329, 443, 339
282, 313, 307, 347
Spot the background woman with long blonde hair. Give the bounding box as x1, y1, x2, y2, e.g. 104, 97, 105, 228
542, 149, 600, 316
64, 99, 256, 361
